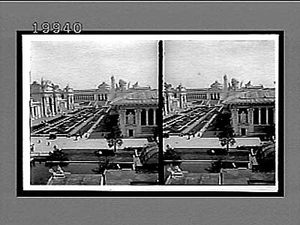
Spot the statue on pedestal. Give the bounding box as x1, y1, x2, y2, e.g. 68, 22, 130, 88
240, 111, 247, 124
127, 112, 135, 125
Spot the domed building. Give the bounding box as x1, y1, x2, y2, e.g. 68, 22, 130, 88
73, 81, 110, 106
110, 89, 158, 138
30, 80, 75, 120
163, 83, 187, 115
224, 88, 275, 138
185, 78, 224, 105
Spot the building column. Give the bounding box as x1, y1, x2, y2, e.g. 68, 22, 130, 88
30, 106, 34, 118
266, 108, 269, 124
247, 108, 254, 134
49, 97, 54, 116
136, 109, 141, 125
55, 95, 59, 113
52, 96, 56, 114
51, 96, 55, 116
167, 94, 171, 114
258, 108, 261, 125
118, 109, 126, 137
50, 98, 52, 115
71, 95, 74, 108
247, 108, 254, 125
50, 96, 54, 116
119, 109, 126, 126
67, 96, 70, 110
41, 96, 46, 117
34, 107, 38, 118
45, 96, 50, 117
145, 109, 149, 125
273, 108, 276, 124
37, 106, 41, 118
153, 108, 156, 125
232, 108, 238, 126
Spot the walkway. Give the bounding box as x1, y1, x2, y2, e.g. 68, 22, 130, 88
31, 136, 261, 153
31, 136, 149, 153
163, 136, 261, 149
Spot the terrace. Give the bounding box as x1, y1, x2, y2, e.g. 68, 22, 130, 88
31, 108, 105, 137
163, 106, 221, 135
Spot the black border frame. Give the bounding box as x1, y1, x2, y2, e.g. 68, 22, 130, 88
17, 30, 284, 197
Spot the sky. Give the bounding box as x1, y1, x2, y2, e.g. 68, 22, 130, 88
30, 40, 158, 90
29, 36, 277, 90
164, 40, 277, 88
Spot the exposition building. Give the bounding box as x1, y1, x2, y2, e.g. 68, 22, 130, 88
30, 80, 75, 119
224, 89, 275, 137
164, 74, 275, 138
30, 76, 158, 138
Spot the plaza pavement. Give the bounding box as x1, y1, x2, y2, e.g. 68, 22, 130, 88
163, 136, 261, 149
31, 136, 149, 153
31, 135, 261, 153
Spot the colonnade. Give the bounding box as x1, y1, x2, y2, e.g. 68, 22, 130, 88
74, 93, 108, 101
97, 93, 108, 101
30, 93, 74, 120
210, 92, 220, 100
187, 92, 221, 101
30, 105, 41, 119
187, 93, 207, 100
118, 107, 158, 137
232, 107, 275, 126
74, 94, 94, 101
120, 108, 158, 126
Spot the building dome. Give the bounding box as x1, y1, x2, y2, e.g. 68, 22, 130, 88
210, 80, 222, 89
97, 82, 110, 90
176, 84, 186, 92
64, 85, 73, 92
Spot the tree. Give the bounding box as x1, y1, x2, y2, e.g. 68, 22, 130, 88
265, 124, 275, 142
104, 113, 123, 153
256, 143, 275, 172
215, 109, 231, 131
45, 147, 69, 168
163, 147, 182, 166
217, 125, 236, 152
148, 127, 159, 143
92, 150, 115, 174
206, 158, 223, 173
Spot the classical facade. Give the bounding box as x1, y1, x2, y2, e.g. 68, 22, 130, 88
30, 80, 75, 120
31, 76, 157, 138
224, 89, 275, 137
111, 90, 158, 138
185, 74, 265, 104
186, 80, 223, 102
73, 82, 110, 106
164, 83, 187, 115
73, 76, 151, 106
